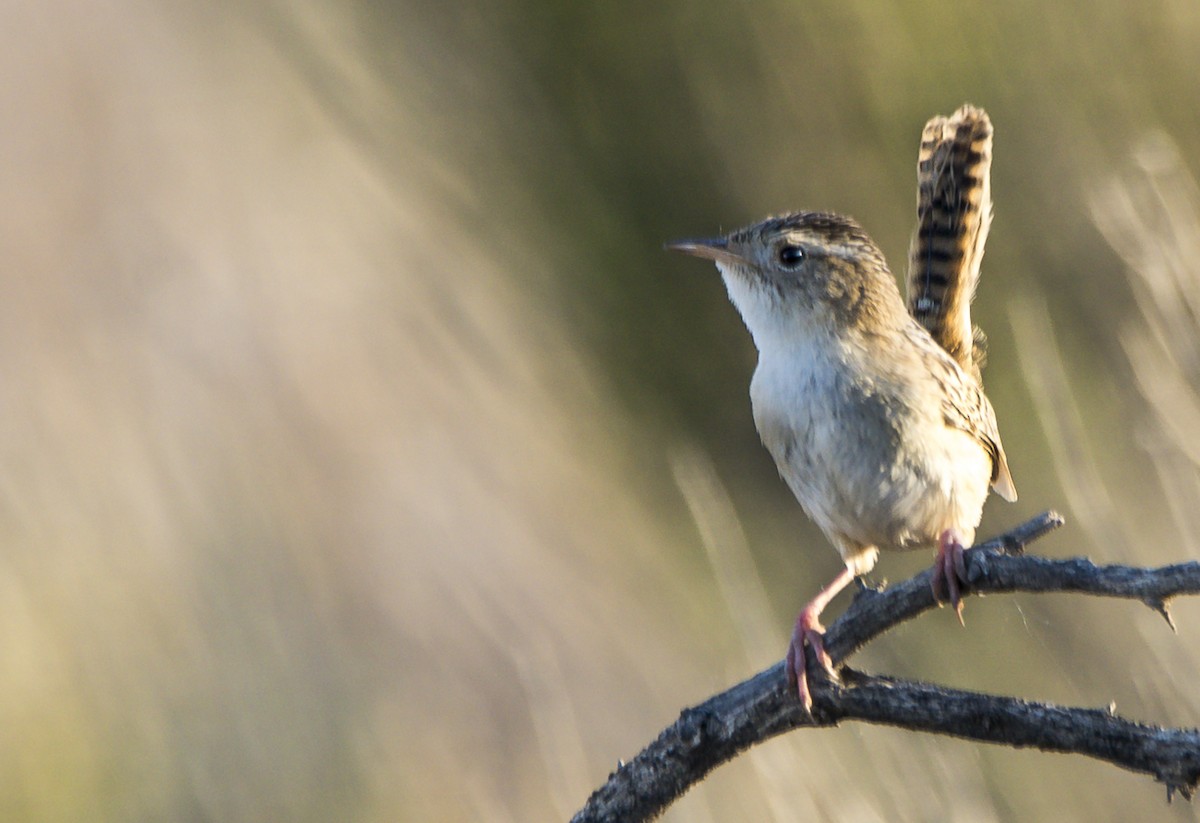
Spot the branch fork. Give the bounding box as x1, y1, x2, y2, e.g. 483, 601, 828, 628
572, 512, 1200, 823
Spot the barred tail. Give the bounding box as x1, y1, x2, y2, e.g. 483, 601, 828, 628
907, 104, 994, 382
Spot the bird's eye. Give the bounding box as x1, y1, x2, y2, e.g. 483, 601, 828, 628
778, 244, 805, 268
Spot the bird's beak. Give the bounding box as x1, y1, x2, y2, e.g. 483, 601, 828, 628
665, 237, 743, 266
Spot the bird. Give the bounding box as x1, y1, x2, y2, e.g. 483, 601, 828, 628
667, 105, 1016, 710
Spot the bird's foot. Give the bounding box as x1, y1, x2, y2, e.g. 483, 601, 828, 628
930, 529, 968, 624
785, 566, 856, 711
786, 607, 836, 714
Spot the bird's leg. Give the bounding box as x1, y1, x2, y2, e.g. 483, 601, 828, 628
786, 566, 856, 712
930, 528, 968, 625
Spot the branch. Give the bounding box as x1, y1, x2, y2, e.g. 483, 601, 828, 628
571, 512, 1200, 823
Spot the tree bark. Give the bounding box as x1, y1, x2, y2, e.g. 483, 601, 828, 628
571, 512, 1200, 823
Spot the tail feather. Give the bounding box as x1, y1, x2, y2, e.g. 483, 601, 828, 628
907, 105, 994, 383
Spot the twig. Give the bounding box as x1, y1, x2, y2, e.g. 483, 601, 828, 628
571, 512, 1200, 823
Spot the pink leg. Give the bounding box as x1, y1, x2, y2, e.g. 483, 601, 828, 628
930, 529, 968, 625
786, 566, 857, 712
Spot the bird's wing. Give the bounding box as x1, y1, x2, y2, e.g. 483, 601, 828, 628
910, 322, 1018, 502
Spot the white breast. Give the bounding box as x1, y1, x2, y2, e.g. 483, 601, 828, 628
748, 324, 991, 571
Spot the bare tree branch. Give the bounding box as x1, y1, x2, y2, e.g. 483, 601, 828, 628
571, 512, 1200, 823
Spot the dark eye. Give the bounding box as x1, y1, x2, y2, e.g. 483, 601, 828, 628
778, 244, 805, 268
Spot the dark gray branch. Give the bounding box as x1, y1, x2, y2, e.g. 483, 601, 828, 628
571, 511, 1200, 823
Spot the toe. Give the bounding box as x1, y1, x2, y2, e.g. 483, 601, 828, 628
785, 636, 813, 713
933, 529, 969, 624
804, 628, 834, 675
953, 541, 969, 583
943, 545, 961, 611
785, 639, 800, 692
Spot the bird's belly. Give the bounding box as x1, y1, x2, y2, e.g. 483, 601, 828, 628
753, 375, 991, 556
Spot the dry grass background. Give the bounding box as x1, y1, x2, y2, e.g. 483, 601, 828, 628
2, 1, 1200, 820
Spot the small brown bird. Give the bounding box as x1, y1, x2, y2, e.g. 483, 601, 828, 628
668, 105, 1016, 709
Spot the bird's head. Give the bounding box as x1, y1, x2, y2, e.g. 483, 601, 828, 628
668, 211, 902, 349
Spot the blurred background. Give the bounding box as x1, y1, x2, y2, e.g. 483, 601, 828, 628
2, 0, 1200, 820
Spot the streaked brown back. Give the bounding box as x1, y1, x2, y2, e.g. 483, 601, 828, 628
906, 105, 993, 383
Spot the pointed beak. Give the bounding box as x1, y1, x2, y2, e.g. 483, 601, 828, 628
665, 236, 743, 266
